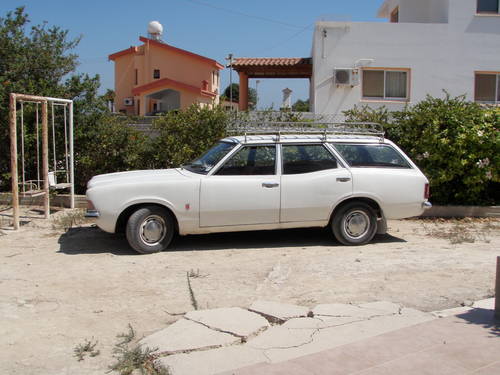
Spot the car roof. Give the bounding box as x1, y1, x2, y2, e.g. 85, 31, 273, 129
221, 134, 387, 144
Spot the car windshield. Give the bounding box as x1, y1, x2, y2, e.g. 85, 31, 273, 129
182, 141, 236, 174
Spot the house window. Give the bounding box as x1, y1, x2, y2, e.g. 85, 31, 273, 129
475, 73, 500, 103
134, 69, 138, 85
390, 7, 399, 22
153, 69, 160, 79
477, 0, 499, 13
362, 69, 409, 100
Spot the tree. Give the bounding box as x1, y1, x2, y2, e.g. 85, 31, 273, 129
292, 99, 310, 112
0, 7, 105, 191
102, 89, 115, 112
344, 95, 499, 205
222, 83, 257, 109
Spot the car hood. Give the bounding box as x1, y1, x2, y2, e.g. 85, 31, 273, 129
87, 168, 185, 190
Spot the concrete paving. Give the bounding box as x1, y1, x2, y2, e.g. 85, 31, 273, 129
185, 307, 269, 338
140, 300, 456, 375
248, 300, 310, 323
139, 318, 240, 354
223, 299, 499, 375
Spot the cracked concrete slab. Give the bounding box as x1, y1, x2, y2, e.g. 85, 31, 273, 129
249, 300, 309, 322
282, 316, 361, 329
263, 311, 435, 363
431, 298, 495, 318
246, 325, 316, 350
139, 301, 438, 374
156, 345, 267, 375
185, 307, 269, 338
312, 302, 401, 319
140, 318, 240, 354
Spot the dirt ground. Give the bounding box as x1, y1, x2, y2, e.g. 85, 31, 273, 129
0, 207, 499, 375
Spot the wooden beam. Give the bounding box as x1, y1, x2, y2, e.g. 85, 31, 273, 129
41, 101, 49, 219
496, 256, 500, 320
9, 93, 19, 230
239, 72, 249, 111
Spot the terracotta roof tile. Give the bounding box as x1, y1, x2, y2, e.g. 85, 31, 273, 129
232, 57, 311, 67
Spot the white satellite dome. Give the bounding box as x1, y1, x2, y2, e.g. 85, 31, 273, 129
147, 21, 163, 38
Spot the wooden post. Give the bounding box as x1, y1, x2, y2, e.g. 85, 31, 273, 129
41, 100, 49, 219
239, 72, 249, 111
69, 101, 75, 209
8, 93, 72, 226
495, 257, 500, 320
9, 93, 19, 230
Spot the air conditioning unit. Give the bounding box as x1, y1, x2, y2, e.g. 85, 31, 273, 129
333, 68, 359, 87
124, 97, 134, 106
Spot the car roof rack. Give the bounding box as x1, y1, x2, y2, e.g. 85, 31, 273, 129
227, 121, 385, 143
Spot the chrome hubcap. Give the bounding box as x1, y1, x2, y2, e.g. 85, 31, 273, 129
343, 210, 370, 239
140, 215, 167, 245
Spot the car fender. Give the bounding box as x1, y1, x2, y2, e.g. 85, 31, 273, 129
328, 191, 385, 220
120, 196, 178, 215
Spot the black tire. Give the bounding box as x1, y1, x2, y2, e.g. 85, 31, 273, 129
125, 205, 175, 254
331, 202, 377, 246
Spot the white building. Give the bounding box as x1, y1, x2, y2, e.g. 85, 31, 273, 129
311, 0, 500, 114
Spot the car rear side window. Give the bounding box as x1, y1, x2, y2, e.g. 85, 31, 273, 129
282, 144, 338, 174
333, 144, 411, 168
216, 145, 276, 175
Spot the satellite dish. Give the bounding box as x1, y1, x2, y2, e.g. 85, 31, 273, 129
147, 21, 163, 40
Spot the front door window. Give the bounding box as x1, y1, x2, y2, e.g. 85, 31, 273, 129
216, 145, 276, 175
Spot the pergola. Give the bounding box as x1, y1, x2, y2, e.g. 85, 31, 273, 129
231, 57, 312, 110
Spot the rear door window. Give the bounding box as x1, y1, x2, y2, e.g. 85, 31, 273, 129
333, 144, 411, 168
282, 144, 338, 174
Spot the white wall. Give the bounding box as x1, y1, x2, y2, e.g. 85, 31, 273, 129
378, 0, 449, 23
312, 0, 500, 114
399, 0, 449, 23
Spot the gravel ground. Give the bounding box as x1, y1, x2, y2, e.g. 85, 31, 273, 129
0, 208, 499, 374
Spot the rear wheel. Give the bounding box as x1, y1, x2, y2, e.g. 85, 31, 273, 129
126, 205, 174, 254
332, 202, 377, 246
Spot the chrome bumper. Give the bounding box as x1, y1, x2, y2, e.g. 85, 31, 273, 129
85, 210, 100, 218
422, 201, 432, 210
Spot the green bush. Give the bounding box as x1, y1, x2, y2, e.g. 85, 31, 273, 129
150, 104, 229, 168
75, 115, 150, 193
344, 94, 499, 205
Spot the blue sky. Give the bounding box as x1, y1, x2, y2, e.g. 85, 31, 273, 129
1, 1, 384, 109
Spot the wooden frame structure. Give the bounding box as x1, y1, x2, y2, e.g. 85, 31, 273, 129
9, 93, 74, 229
231, 57, 313, 111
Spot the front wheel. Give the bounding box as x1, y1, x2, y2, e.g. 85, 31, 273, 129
126, 205, 175, 254
331, 202, 377, 246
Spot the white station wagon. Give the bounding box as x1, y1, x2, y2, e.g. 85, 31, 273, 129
86, 129, 431, 254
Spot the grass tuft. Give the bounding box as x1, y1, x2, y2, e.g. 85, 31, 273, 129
108, 324, 170, 375
186, 271, 199, 310
73, 338, 100, 361
420, 218, 496, 245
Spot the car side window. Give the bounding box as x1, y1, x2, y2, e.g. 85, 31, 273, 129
216, 145, 276, 175
282, 144, 338, 175
333, 144, 411, 168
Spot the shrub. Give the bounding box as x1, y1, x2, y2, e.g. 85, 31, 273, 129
150, 104, 229, 168
344, 94, 499, 205
75, 115, 151, 193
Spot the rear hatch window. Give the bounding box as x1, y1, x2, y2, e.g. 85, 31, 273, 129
332, 144, 411, 168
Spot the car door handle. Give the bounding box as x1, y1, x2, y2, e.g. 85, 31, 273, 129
262, 182, 279, 188
336, 177, 351, 182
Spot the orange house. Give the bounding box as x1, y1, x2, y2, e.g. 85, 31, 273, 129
109, 36, 224, 116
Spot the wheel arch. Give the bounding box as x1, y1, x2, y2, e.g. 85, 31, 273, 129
329, 196, 383, 225
115, 203, 179, 234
